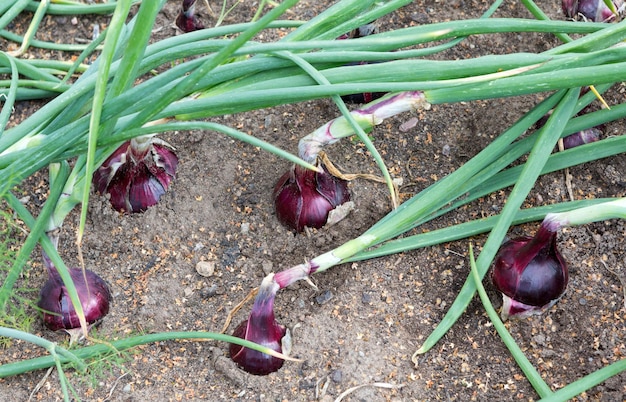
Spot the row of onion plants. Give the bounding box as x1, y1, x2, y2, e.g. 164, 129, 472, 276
0, 0, 625, 400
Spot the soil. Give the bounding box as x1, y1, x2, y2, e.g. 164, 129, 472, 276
1, 1, 625, 401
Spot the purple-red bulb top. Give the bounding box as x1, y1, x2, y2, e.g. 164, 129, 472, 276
273, 164, 350, 232
38, 264, 112, 332
94, 139, 178, 213
563, 0, 623, 22
229, 280, 286, 375
562, 128, 600, 149
176, 0, 204, 32
491, 224, 568, 312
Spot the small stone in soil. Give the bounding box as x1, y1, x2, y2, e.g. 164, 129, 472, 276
361, 292, 373, 304
442, 144, 451, 157
196, 260, 215, 277
200, 284, 218, 298
262, 260, 273, 275
331, 369, 343, 383
315, 290, 333, 305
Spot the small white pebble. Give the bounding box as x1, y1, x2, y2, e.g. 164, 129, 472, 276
196, 261, 215, 277
240, 222, 250, 234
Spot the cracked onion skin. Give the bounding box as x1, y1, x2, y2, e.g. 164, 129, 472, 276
491, 225, 568, 319
273, 163, 351, 232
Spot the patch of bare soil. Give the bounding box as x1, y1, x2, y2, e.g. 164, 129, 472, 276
1, 0, 625, 401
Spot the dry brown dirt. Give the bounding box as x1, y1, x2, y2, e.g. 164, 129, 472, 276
1, 0, 625, 401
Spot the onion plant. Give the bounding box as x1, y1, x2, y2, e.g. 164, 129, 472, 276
0, 0, 625, 399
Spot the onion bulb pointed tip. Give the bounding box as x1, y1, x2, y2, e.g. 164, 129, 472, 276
229, 277, 287, 375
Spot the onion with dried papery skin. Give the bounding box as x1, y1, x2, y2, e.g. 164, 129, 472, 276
93, 136, 178, 213
273, 162, 351, 232
491, 220, 568, 320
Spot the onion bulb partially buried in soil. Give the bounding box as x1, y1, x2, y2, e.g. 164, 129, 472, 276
273, 161, 352, 233
93, 136, 178, 213
229, 275, 289, 375
38, 253, 112, 337
491, 221, 568, 320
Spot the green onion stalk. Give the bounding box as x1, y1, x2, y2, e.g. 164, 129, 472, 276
543, 197, 626, 227
0, 325, 296, 379
1, 21, 625, 166
297, 91, 430, 163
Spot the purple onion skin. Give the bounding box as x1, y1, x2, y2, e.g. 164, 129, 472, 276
38, 267, 112, 332
341, 91, 387, 104
491, 225, 568, 318
562, 127, 601, 149
176, 0, 204, 32
339, 61, 387, 104
94, 139, 178, 213
563, 0, 623, 22
273, 164, 351, 232
229, 286, 286, 375
176, 12, 204, 32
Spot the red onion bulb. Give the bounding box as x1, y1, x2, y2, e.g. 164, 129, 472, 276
176, 0, 204, 32
562, 0, 624, 22
93, 137, 178, 213
229, 277, 287, 375
38, 265, 112, 332
273, 163, 351, 232
491, 223, 568, 320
